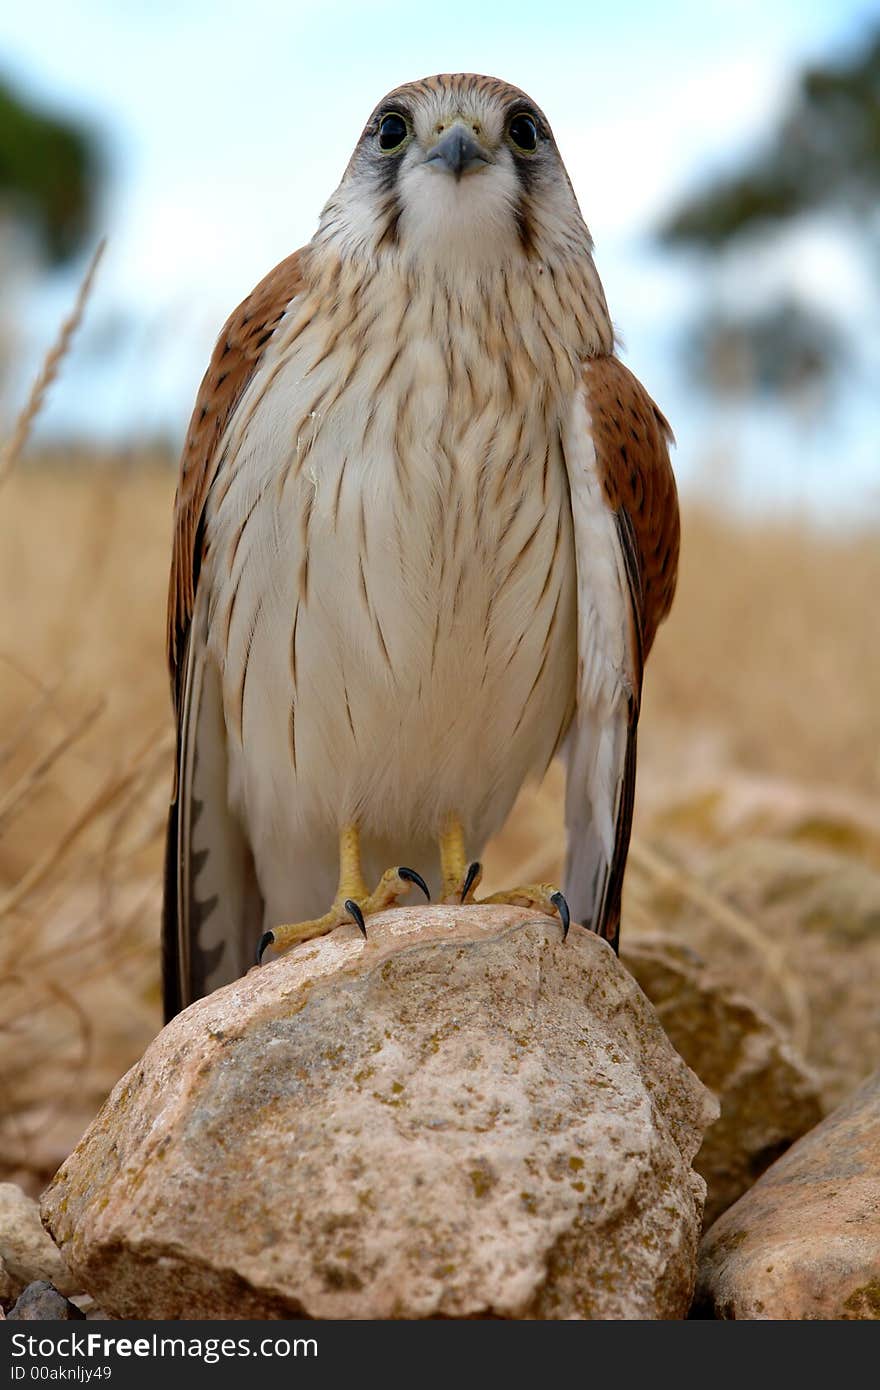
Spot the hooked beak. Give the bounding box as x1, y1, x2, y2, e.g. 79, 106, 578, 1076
424, 124, 492, 179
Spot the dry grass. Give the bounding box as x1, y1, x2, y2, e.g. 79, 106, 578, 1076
1, 456, 879, 1193
649, 511, 880, 797
0, 242, 106, 487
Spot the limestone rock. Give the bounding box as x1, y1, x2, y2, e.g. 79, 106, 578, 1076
71, 1294, 113, 1320
696, 1069, 880, 1318
42, 905, 717, 1320
650, 838, 880, 1110
623, 934, 822, 1226
0, 1183, 77, 1299
6, 1281, 85, 1321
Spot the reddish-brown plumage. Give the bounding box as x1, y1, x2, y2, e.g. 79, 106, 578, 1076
167, 251, 305, 706
582, 356, 680, 662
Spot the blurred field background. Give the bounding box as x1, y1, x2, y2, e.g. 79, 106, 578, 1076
2, 2, 880, 1196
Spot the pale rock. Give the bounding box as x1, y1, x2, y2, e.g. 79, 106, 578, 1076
696, 1069, 880, 1318
43, 905, 717, 1320
71, 1294, 114, 1320
0, 1256, 15, 1305
0, 1183, 77, 1299
623, 934, 822, 1226
654, 838, 880, 1109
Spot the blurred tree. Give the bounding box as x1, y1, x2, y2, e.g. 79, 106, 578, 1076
0, 77, 100, 266
685, 299, 848, 402
659, 28, 880, 406
660, 30, 880, 247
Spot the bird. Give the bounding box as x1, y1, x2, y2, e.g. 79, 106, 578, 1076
162, 73, 679, 1021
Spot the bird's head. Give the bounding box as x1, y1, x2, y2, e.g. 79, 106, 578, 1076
316, 74, 595, 278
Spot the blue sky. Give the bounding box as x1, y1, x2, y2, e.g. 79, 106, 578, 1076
2, 0, 879, 518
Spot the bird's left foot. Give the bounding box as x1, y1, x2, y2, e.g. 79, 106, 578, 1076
438, 816, 571, 940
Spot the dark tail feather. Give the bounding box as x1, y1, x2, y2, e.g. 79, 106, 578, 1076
597, 716, 638, 953
162, 794, 182, 1023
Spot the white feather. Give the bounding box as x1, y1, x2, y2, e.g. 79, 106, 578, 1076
561, 385, 634, 928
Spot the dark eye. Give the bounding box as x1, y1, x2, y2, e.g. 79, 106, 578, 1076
378, 112, 409, 152
508, 113, 538, 152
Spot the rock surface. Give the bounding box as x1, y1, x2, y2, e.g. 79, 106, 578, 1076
623, 934, 822, 1226
6, 1281, 85, 1321
0, 1182, 77, 1300
43, 905, 717, 1320
0, 1256, 15, 1305
71, 1295, 113, 1321
696, 1069, 880, 1318
648, 838, 880, 1110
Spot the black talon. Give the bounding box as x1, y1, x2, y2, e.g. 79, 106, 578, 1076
551, 891, 571, 942
398, 867, 430, 901
461, 861, 482, 903
345, 899, 367, 938
256, 930, 275, 965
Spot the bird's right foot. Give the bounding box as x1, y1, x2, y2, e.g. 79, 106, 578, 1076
257, 826, 429, 963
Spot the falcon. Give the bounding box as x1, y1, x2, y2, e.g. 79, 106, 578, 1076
163, 73, 679, 1020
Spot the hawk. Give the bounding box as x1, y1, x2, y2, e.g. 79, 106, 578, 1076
163, 73, 679, 1020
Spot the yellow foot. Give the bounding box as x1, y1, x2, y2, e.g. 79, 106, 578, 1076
257, 824, 429, 963
445, 863, 571, 940
480, 882, 571, 939
437, 816, 570, 939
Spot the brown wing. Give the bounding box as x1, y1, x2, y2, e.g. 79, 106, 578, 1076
563, 356, 679, 951
582, 354, 679, 688
163, 250, 305, 1020
167, 249, 306, 709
